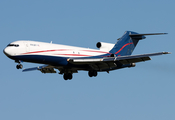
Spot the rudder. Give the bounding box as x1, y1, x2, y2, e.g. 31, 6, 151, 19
109, 31, 141, 56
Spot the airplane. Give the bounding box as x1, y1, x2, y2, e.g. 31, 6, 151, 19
3, 31, 170, 80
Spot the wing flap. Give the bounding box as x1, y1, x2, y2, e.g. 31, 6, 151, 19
40, 68, 56, 73
118, 57, 151, 64
68, 58, 103, 64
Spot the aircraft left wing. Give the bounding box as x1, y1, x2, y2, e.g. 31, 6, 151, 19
68, 52, 170, 70
23, 65, 56, 73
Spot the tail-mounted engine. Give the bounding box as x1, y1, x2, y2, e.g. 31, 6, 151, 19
96, 42, 115, 52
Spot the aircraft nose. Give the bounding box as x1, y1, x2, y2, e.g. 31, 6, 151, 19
3, 47, 11, 56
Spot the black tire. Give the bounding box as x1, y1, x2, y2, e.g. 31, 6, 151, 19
19, 64, 23, 69
16, 64, 23, 69
93, 71, 97, 77
16, 65, 20, 69
68, 73, 73, 80
88, 71, 93, 77
63, 74, 68, 80
88, 71, 98, 77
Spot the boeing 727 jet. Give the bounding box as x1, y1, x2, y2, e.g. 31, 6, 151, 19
3, 31, 170, 80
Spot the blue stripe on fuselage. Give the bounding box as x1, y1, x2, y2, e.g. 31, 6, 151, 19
8, 54, 133, 71
8, 55, 68, 66
8, 53, 111, 66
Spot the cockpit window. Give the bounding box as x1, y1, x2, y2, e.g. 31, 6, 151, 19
7, 44, 19, 47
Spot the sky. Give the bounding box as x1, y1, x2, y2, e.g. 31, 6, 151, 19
0, 0, 175, 120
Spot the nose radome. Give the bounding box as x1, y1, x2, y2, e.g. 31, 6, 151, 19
3, 48, 8, 56
3, 47, 11, 56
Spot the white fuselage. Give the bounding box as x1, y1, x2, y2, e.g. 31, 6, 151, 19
4, 40, 109, 59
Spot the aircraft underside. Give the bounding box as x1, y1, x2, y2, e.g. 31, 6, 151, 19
8, 54, 136, 80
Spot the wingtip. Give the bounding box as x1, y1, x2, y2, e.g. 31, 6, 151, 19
163, 52, 171, 54
22, 69, 27, 72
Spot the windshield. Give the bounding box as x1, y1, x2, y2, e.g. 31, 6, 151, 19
7, 44, 19, 47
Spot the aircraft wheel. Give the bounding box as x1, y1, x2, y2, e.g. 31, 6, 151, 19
19, 64, 23, 69
88, 71, 93, 77
63, 73, 73, 80
16, 65, 20, 69
88, 71, 97, 77
67, 73, 73, 80
16, 64, 23, 69
63, 74, 68, 80
93, 71, 97, 77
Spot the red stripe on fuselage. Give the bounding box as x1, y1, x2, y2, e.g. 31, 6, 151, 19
54, 54, 92, 56
22, 49, 69, 54
82, 50, 110, 54
115, 42, 133, 54
21, 49, 111, 55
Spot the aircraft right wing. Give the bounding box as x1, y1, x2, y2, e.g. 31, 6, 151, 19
68, 52, 170, 64
22, 52, 170, 73
68, 52, 170, 70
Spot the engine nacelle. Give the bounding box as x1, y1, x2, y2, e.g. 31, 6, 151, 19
96, 42, 115, 52
128, 63, 136, 68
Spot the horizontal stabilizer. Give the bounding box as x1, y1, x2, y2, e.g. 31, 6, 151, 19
129, 32, 167, 40
129, 33, 168, 36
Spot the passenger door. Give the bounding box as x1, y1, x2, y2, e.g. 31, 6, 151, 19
24, 42, 30, 52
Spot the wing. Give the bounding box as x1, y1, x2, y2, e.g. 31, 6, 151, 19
23, 65, 56, 73
68, 52, 170, 71
22, 65, 78, 74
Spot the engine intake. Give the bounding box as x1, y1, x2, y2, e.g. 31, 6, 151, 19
129, 63, 136, 67
96, 42, 101, 48
96, 42, 115, 52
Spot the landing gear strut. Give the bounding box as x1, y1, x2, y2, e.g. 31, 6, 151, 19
15, 60, 23, 69
16, 64, 23, 69
88, 71, 98, 77
63, 73, 73, 80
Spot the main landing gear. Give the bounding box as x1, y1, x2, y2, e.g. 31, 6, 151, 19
63, 73, 73, 80
88, 71, 98, 77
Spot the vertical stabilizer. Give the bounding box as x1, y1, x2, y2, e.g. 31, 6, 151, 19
109, 31, 167, 56
109, 31, 142, 56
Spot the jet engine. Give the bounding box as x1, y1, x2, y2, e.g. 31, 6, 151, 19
128, 63, 136, 67
96, 42, 115, 52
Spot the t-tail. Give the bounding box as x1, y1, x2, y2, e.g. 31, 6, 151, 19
109, 31, 167, 56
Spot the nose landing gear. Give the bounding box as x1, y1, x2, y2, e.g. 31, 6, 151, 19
15, 60, 23, 69
16, 64, 23, 69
